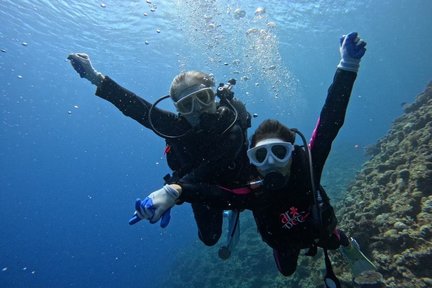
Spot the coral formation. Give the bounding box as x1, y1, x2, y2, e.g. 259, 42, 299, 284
335, 81, 432, 288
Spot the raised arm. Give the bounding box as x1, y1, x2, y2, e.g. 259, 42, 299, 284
309, 32, 367, 181
67, 53, 190, 136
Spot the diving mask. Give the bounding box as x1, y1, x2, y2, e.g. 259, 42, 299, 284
174, 87, 216, 115
247, 138, 293, 172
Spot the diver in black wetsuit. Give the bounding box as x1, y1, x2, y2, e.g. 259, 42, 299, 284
132, 33, 379, 287
67, 56, 251, 248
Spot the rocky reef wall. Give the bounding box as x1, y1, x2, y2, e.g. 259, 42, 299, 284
335, 81, 432, 287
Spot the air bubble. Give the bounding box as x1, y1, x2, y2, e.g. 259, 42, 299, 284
234, 8, 246, 19
255, 7, 266, 16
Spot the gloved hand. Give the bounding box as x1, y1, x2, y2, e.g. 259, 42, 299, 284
67, 53, 104, 86
337, 32, 367, 73
128, 185, 180, 228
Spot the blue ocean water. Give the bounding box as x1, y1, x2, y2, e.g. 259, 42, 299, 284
1, 0, 431, 287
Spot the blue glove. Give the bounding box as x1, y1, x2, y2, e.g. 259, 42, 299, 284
67, 53, 104, 86
128, 185, 180, 228
128, 198, 154, 225
337, 32, 367, 72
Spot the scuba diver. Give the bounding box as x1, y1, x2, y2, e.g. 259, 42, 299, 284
67, 55, 251, 257
129, 32, 380, 287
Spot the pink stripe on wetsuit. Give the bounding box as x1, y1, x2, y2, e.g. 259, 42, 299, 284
309, 117, 321, 151
217, 185, 252, 195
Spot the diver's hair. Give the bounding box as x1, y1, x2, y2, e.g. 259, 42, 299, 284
251, 119, 296, 148
169, 71, 215, 101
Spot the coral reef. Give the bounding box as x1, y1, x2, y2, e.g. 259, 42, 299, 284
334, 81, 432, 288
163, 81, 432, 287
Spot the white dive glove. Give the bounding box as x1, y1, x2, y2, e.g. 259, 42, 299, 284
67, 53, 105, 86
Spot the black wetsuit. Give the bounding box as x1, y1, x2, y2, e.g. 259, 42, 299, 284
179, 68, 357, 274
96, 76, 250, 245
